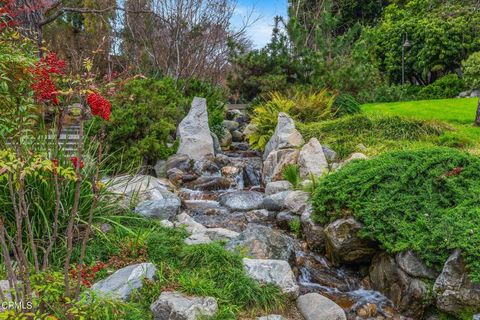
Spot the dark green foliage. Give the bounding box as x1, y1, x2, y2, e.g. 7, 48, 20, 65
311, 148, 480, 281
359, 84, 422, 103
228, 18, 294, 102
95, 77, 187, 172
298, 114, 448, 158
333, 93, 361, 117
365, 1, 480, 85
462, 51, 480, 90
418, 74, 466, 100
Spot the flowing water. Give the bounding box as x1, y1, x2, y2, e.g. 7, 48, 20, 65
178, 147, 402, 319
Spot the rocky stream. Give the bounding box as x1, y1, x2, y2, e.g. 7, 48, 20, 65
98, 97, 480, 320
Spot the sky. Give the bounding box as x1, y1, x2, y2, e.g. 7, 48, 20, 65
231, 0, 288, 49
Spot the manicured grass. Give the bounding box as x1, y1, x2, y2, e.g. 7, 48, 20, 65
363, 98, 478, 124
362, 98, 480, 152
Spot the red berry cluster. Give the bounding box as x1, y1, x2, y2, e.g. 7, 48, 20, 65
70, 156, 84, 169
30, 53, 65, 105
69, 262, 106, 288
0, 0, 17, 31
87, 92, 111, 121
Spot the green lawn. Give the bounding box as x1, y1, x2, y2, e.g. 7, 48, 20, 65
362, 98, 480, 152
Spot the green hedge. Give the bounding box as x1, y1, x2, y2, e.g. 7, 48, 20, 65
312, 148, 480, 281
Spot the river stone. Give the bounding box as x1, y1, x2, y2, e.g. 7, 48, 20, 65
135, 190, 181, 221
226, 224, 297, 261
192, 210, 247, 233
301, 209, 326, 253
226, 109, 244, 120
322, 146, 337, 163
185, 232, 212, 245
243, 258, 299, 298
176, 97, 214, 160
243, 123, 257, 136
231, 130, 244, 142
150, 291, 218, 320
262, 149, 300, 184
204, 228, 239, 241
433, 249, 480, 315
175, 212, 207, 234
184, 176, 231, 191
276, 211, 296, 230
284, 191, 310, 215
245, 209, 276, 223
396, 251, 438, 280
258, 315, 285, 320
262, 191, 291, 211
223, 120, 240, 131
220, 130, 233, 148
369, 252, 432, 318
263, 112, 304, 160
324, 218, 376, 265
165, 154, 192, 172
345, 152, 368, 163
265, 180, 292, 195
106, 174, 173, 207
91, 263, 157, 301
296, 293, 346, 320
154, 160, 167, 178
218, 191, 264, 211
211, 132, 221, 155
298, 138, 328, 179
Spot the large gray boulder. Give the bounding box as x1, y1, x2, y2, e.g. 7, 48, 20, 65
91, 263, 157, 301
263, 112, 304, 160
262, 191, 291, 211
396, 251, 438, 280
284, 191, 311, 215
324, 218, 377, 265
369, 252, 432, 318
301, 209, 326, 253
176, 97, 214, 160
265, 180, 292, 196
218, 191, 264, 211
296, 293, 346, 320
433, 250, 480, 316
298, 138, 328, 179
226, 224, 298, 261
243, 258, 299, 298
262, 149, 299, 184
106, 174, 174, 207
150, 291, 218, 320
135, 189, 181, 221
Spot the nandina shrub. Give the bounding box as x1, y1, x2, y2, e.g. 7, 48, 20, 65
312, 147, 480, 281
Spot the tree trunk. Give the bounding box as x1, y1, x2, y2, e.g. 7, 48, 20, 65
475, 99, 480, 126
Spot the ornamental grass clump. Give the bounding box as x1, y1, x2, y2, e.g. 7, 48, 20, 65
0, 21, 118, 316
311, 147, 480, 281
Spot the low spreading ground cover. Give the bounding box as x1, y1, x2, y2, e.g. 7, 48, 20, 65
311, 148, 480, 281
